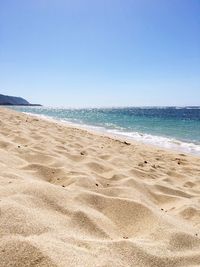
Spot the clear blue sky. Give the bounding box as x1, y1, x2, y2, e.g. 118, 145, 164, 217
0, 0, 200, 107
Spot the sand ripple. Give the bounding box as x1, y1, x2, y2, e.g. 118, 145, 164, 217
0, 108, 200, 266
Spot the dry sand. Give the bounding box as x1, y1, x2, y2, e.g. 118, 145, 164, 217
0, 107, 200, 267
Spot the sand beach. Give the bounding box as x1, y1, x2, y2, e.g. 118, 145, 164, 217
0, 107, 200, 267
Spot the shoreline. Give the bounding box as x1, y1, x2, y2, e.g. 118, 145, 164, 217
22, 109, 200, 157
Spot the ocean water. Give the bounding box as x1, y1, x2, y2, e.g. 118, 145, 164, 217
10, 106, 200, 155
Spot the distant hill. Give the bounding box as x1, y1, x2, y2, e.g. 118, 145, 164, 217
0, 94, 41, 106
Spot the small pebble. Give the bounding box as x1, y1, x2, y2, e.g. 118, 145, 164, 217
123, 236, 129, 239
96, 183, 99, 187
144, 161, 148, 164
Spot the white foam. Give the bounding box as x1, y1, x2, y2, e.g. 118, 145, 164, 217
23, 112, 200, 156
106, 129, 200, 155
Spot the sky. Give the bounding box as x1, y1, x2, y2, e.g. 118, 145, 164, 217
0, 0, 200, 107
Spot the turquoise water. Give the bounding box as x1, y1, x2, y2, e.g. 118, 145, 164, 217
10, 106, 200, 155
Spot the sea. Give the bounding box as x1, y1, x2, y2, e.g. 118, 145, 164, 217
10, 106, 200, 155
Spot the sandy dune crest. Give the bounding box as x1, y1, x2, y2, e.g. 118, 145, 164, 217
0, 107, 200, 266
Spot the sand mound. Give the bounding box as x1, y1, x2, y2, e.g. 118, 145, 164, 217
0, 107, 200, 266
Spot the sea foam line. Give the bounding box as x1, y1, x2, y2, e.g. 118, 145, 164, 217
23, 112, 200, 156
